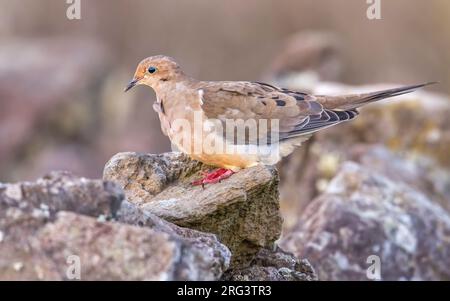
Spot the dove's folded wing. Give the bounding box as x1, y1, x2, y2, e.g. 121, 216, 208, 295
199, 81, 358, 145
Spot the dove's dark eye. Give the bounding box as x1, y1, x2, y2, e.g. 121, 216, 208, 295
148, 66, 157, 74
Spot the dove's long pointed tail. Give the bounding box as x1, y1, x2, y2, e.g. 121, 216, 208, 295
317, 82, 437, 110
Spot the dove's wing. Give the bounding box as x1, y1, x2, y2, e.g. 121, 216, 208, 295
199, 81, 357, 144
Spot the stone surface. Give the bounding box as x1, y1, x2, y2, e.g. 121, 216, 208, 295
0, 171, 123, 227
0, 172, 231, 280
348, 145, 450, 213
116, 200, 232, 280
0, 171, 123, 280
1, 211, 230, 281
37, 212, 229, 281
281, 162, 450, 281
222, 247, 317, 281
103, 152, 283, 267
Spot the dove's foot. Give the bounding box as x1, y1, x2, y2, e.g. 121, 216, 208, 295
192, 168, 235, 188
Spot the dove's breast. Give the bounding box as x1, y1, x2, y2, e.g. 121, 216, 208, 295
153, 88, 287, 169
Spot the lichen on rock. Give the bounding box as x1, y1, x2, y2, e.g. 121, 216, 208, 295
281, 162, 450, 281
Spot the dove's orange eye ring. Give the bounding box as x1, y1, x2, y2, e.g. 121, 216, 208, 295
148, 66, 157, 74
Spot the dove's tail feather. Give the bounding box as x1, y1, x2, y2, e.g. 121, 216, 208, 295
317, 82, 437, 110
280, 82, 437, 141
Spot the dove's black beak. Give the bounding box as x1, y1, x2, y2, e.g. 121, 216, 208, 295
124, 79, 139, 92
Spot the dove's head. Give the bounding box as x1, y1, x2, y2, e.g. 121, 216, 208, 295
125, 55, 183, 92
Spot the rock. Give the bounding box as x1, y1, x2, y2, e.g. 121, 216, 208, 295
103, 152, 283, 267
0, 171, 123, 229
281, 162, 450, 281
1, 211, 230, 281
116, 199, 232, 279
222, 247, 317, 281
0, 172, 231, 280
35, 212, 229, 281
348, 145, 450, 213
0, 171, 123, 280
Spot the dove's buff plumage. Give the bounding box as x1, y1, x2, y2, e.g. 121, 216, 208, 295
125, 55, 434, 179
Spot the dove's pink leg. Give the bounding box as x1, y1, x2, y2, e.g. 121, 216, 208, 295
192, 168, 235, 187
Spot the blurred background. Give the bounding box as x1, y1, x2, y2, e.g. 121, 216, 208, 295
0, 0, 448, 182
1, 0, 450, 281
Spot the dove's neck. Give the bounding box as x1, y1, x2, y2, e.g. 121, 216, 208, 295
153, 73, 198, 94
152, 74, 201, 103
151, 74, 203, 119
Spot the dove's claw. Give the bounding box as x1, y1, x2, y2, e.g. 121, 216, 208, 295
192, 168, 235, 187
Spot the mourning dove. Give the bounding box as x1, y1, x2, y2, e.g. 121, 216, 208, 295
125, 55, 434, 186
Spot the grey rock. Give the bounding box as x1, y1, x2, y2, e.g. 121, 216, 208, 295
281, 162, 450, 281
0, 171, 123, 238
0, 172, 231, 280
0, 171, 124, 280
117, 200, 231, 279
34, 212, 229, 281
349, 145, 450, 214
222, 247, 317, 281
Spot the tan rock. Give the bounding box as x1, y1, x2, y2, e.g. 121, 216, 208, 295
103, 152, 283, 266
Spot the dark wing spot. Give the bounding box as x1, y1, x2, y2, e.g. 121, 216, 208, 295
294, 95, 305, 101
276, 100, 286, 106
261, 101, 267, 106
